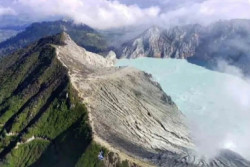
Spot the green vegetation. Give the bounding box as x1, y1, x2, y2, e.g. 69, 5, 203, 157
118, 161, 129, 167
0, 33, 135, 167
0, 34, 109, 167
76, 143, 107, 167
3, 140, 50, 167
0, 20, 108, 57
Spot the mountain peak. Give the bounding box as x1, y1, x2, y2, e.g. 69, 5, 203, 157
34, 31, 72, 47
55, 32, 115, 69
144, 26, 161, 37
50, 31, 72, 45
57, 31, 71, 43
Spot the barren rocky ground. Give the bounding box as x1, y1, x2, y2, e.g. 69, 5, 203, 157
53, 33, 250, 167
55, 33, 193, 165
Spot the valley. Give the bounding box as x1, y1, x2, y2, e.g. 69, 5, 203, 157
0, 17, 249, 167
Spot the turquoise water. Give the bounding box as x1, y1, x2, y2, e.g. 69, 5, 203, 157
116, 58, 250, 158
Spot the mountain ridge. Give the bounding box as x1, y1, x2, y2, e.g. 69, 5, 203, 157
0, 20, 108, 58
0, 31, 250, 166
2, 19, 250, 76
55, 33, 250, 167
118, 19, 250, 76
0, 32, 138, 167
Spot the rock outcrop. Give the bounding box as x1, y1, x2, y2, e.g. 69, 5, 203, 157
55, 32, 192, 160
0, 32, 249, 166
55, 33, 250, 167
119, 25, 200, 59
118, 19, 250, 76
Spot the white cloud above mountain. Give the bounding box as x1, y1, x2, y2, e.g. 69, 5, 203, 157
0, 5, 15, 16
1, 0, 160, 29
1, 0, 250, 29
158, 0, 250, 26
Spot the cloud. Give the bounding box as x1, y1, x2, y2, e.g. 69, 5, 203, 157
216, 61, 250, 159
188, 59, 250, 160
1, 0, 250, 160
0, 6, 15, 16
1, 0, 250, 29
2, 0, 160, 29
118, 0, 159, 8
117, 58, 250, 160
157, 0, 250, 26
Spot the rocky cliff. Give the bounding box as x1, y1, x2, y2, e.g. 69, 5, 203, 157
118, 19, 250, 76
0, 32, 192, 166
119, 25, 200, 59
55, 32, 193, 165
0, 32, 135, 167
0, 32, 249, 167
3, 19, 250, 76
43, 33, 250, 167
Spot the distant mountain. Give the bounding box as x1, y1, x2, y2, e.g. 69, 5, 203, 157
3, 19, 250, 76
0, 29, 19, 43
0, 24, 25, 43
0, 31, 191, 167
118, 19, 250, 75
0, 32, 249, 166
118, 25, 200, 59
99, 25, 149, 48
191, 19, 250, 75
0, 20, 108, 57
0, 15, 29, 30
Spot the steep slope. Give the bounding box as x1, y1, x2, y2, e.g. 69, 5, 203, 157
191, 19, 250, 75
54, 33, 193, 165
0, 29, 19, 43
119, 25, 200, 59
0, 32, 193, 166
119, 19, 250, 76
55, 33, 250, 167
0, 33, 92, 167
1, 32, 249, 167
0, 33, 130, 167
0, 20, 108, 57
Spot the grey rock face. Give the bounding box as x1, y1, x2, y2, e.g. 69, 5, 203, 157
56, 33, 250, 167
119, 25, 200, 59
119, 19, 250, 76
193, 19, 250, 75
56, 32, 193, 158
150, 150, 250, 167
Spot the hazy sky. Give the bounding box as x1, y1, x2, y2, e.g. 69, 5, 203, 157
0, 0, 250, 29
119, 0, 205, 9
